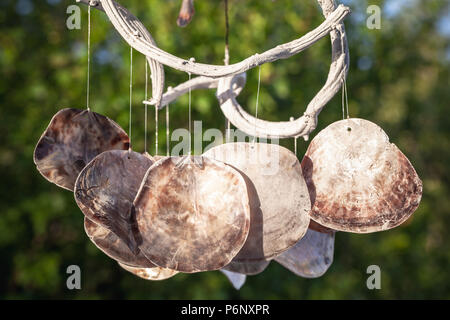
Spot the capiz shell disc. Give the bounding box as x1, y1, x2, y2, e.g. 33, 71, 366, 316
302, 118, 423, 233
204, 142, 311, 261
75, 150, 153, 253
118, 262, 178, 281
34, 108, 129, 191
134, 156, 251, 273
275, 227, 334, 278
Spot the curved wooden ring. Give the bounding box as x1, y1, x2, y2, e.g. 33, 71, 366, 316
216, 0, 349, 139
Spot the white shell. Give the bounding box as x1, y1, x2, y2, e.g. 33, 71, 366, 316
220, 269, 246, 290
275, 228, 334, 278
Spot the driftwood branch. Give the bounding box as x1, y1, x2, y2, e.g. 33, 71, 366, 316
98, 0, 350, 78
76, 0, 351, 140
143, 73, 247, 109
76, 0, 164, 107
216, 0, 349, 139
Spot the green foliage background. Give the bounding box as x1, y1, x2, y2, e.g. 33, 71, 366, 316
0, 0, 449, 299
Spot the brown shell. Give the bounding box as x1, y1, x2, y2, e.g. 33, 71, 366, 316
118, 262, 178, 281
133, 156, 251, 273
75, 150, 153, 253
34, 108, 129, 191
203, 142, 311, 261
223, 259, 270, 276
84, 217, 154, 268
302, 118, 423, 233
275, 228, 334, 278
220, 269, 246, 290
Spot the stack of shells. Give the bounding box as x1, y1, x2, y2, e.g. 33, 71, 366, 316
34, 108, 422, 289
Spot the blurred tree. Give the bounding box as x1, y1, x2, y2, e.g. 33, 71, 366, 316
0, 0, 449, 299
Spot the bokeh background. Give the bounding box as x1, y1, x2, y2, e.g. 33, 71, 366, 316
0, 0, 449, 299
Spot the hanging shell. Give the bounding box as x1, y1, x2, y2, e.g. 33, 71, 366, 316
302, 118, 423, 233
75, 150, 153, 253
34, 108, 129, 191
275, 226, 335, 278
118, 262, 178, 281
220, 269, 246, 290
223, 259, 270, 276
133, 156, 251, 273
84, 217, 154, 268
203, 142, 311, 261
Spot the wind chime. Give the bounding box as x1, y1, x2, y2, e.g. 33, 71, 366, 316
34, 0, 422, 289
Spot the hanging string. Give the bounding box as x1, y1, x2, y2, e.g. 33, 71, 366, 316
129, 47, 133, 153
342, 77, 349, 119
290, 117, 298, 156
224, 0, 230, 66
224, 0, 231, 142
341, 79, 345, 120
252, 65, 262, 143
155, 105, 159, 155
86, 4, 92, 111
344, 78, 349, 119
188, 71, 192, 155
144, 59, 149, 154
166, 102, 170, 156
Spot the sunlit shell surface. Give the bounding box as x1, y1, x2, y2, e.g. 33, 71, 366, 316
302, 118, 423, 233
223, 259, 270, 276
84, 217, 154, 268
118, 262, 178, 281
75, 150, 153, 253
134, 156, 251, 273
34, 108, 129, 191
220, 269, 246, 290
275, 227, 335, 278
204, 142, 311, 261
